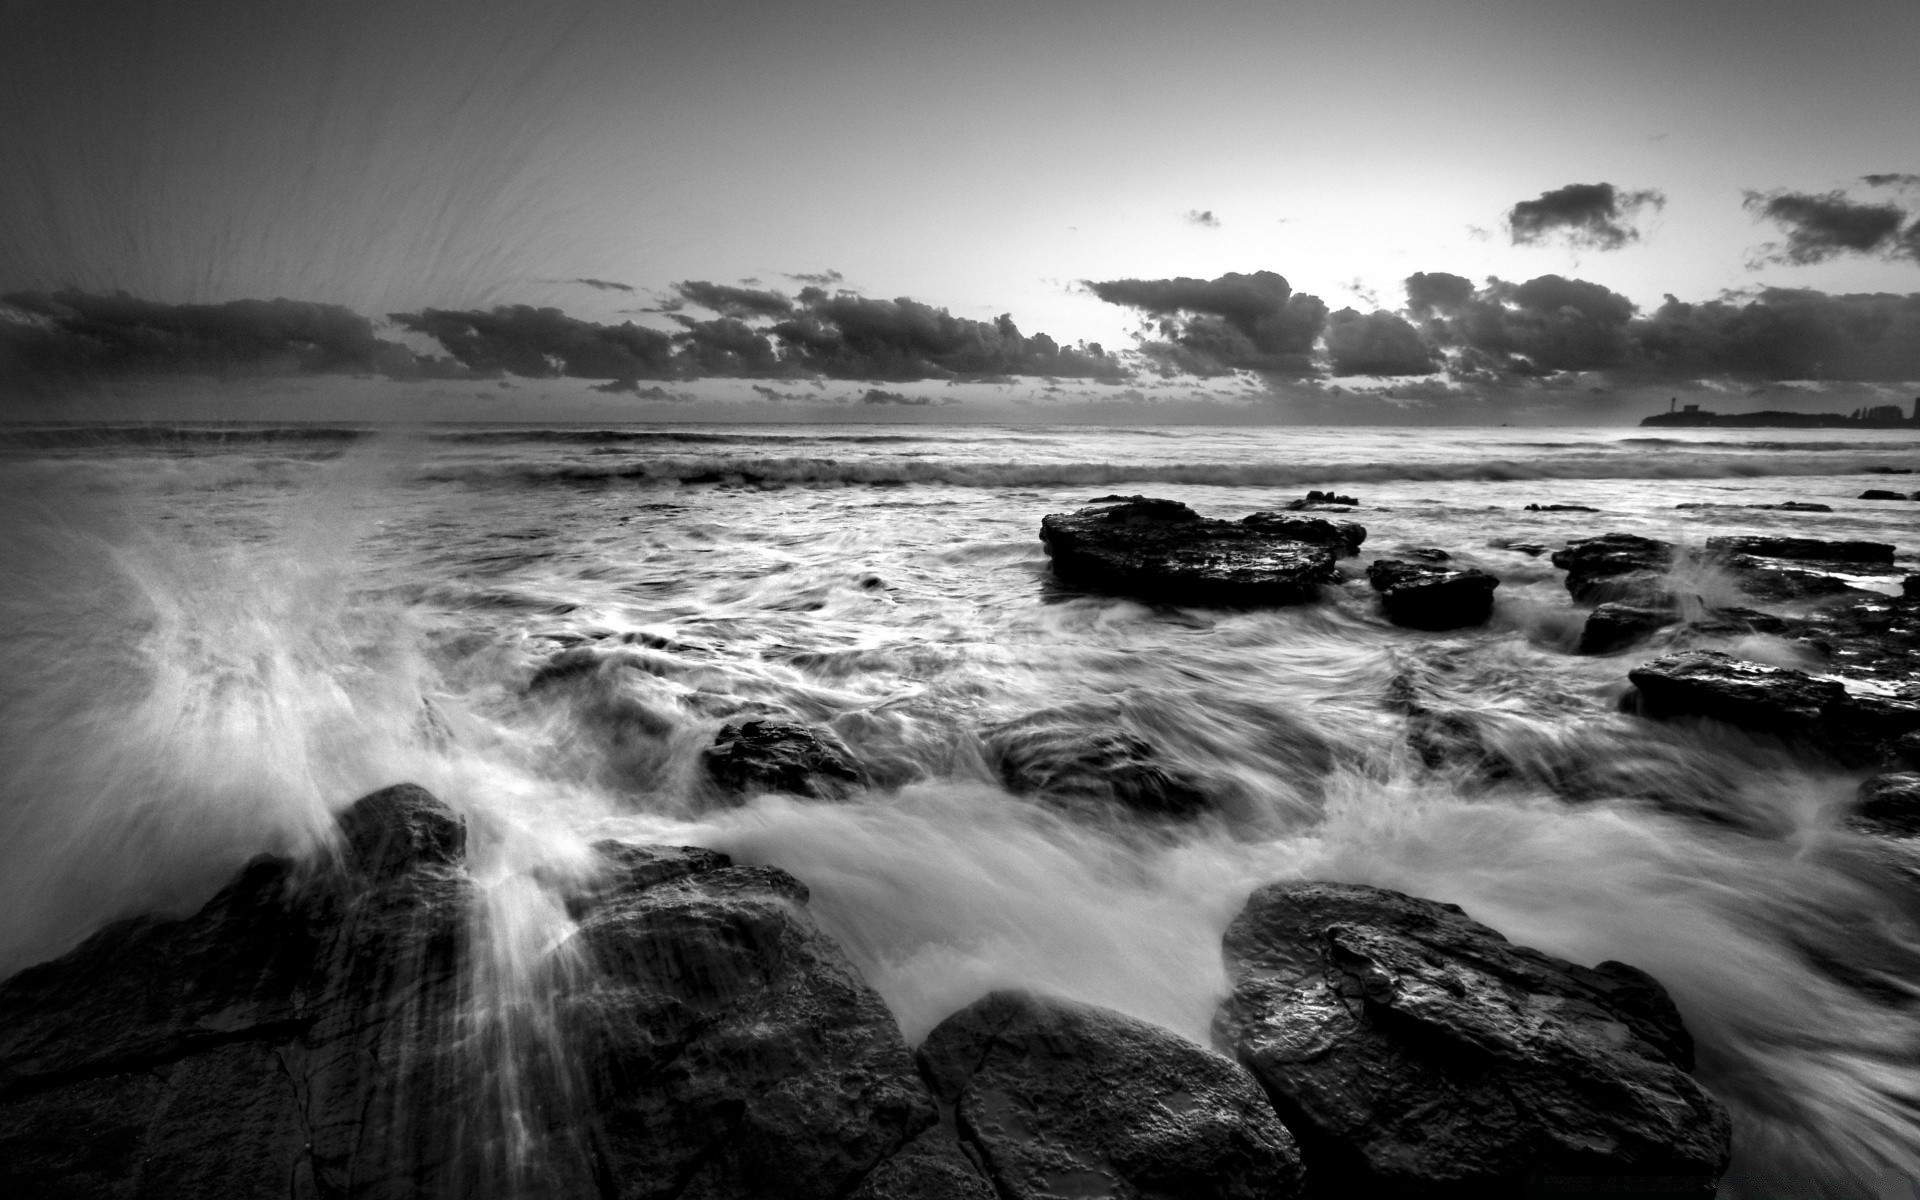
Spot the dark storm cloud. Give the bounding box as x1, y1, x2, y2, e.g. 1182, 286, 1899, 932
669, 315, 785, 376
1324, 308, 1441, 376
0, 290, 447, 382
1743, 189, 1919, 265
673, 280, 794, 319
768, 291, 1126, 382
568, 278, 635, 293
1861, 174, 1920, 189
388, 305, 677, 381
1420, 274, 1638, 377
1403, 272, 1476, 318
1085, 270, 1327, 376
1183, 210, 1221, 228
1634, 288, 1920, 381
1505, 183, 1665, 251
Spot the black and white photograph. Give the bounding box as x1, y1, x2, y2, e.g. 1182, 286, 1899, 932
2, 2, 1918, 1196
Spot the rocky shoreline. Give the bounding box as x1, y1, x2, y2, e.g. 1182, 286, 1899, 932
4, 493, 1919, 1198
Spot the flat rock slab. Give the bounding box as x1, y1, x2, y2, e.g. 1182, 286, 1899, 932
1704, 536, 1894, 564
920, 990, 1303, 1200
1215, 882, 1730, 1198
1627, 649, 1849, 731
1577, 603, 1787, 655
1366, 559, 1500, 630
1040, 497, 1344, 606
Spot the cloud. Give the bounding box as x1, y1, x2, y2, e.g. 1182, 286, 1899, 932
768, 291, 1127, 382
1861, 174, 1920, 189
1505, 183, 1665, 251
568, 277, 635, 293
1634, 288, 1920, 381
0, 290, 450, 383
1085, 270, 1327, 376
1324, 308, 1442, 376
860, 388, 931, 405
784, 269, 844, 286
388, 304, 677, 382
670, 315, 786, 376
1183, 209, 1221, 228
673, 280, 794, 319
1743, 188, 1919, 266
592, 380, 688, 399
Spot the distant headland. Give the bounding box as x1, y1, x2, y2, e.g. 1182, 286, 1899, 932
1641, 399, 1920, 429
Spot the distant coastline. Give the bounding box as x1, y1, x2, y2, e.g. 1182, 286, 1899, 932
1642, 399, 1920, 429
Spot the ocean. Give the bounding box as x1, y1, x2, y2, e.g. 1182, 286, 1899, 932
2, 421, 1917, 1196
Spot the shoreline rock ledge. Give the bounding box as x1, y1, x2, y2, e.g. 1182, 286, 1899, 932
1214, 881, 1732, 1198
1040, 495, 1360, 606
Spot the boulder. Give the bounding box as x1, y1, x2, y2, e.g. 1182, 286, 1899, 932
919, 990, 1303, 1200
1577, 603, 1788, 655
1366, 559, 1500, 630
1239, 512, 1367, 557
0, 784, 488, 1199
982, 710, 1209, 819
704, 717, 863, 799
1849, 773, 1920, 839
564, 842, 935, 1200
1551, 534, 1674, 604
1214, 881, 1730, 1198
1040, 497, 1342, 606
1626, 650, 1849, 733
1860, 489, 1911, 501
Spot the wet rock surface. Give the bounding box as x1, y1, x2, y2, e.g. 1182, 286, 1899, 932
1366, 559, 1499, 630
1551, 533, 1675, 604
1627, 650, 1850, 732
1239, 512, 1367, 557
1215, 881, 1731, 1199
1577, 602, 1787, 655
1851, 773, 1920, 839
920, 990, 1304, 1200
1040, 496, 1344, 606
703, 717, 864, 799
982, 708, 1211, 819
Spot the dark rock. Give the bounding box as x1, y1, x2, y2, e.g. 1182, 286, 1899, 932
983, 709, 1210, 818
565, 842, 935, 1200
1525, 503, 1599, 512
1214, 881, 1730, 1198
1850, 773, 1920, 839
920, 990, 1303, 1200
1867, 467, 1915, 474
1398, 546, 1451, 562
1859, 489, 1911, 500
1578, 603, 1789, 655
1551, 533, 1675, 604
0, 784, 486, 1199
1239, 512, 1367, 557
1040, 497, 1342, 606
1771, 501, 1834, 512
1282, 489, 1359, 509
845, 1127, 997, 1200
1906, 574, 1920, 601
1489, 539, 1548, 557
1366, 559, 1500, 630
1627, 650, 1849, 733
1704, 536, 1894, 564
704, 717, 863, 799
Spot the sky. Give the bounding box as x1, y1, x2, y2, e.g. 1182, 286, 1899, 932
2, 0, 1917, 421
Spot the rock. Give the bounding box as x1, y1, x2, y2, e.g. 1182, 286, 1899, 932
1850, 774, 1920, 838
1366, 559, 1500, 630
1703, 536, 1895, 564
1859, 489, 1912, 500
1040, 497, 1342, 606
1239, 512, 1367, 557
1215, 881, 1730, 1198
982, 709, 1210, 819
1398, 546, 1451, 562
845, 1127, 997, 1200
1771, 501, 1834, 512
564, 841, 935, 1200
1906, 574, 1920, 601
1626, 649, 1849, 733
0, 784, 486, 1199
1551, 533, 1675, 604
1867, 467, 1916, 474
1578, 603, 1788, 655
1282, 489, 1359, 509
704, 717, 863, 799
1524, 503, 1599, 512
919, 990, 1303, 1200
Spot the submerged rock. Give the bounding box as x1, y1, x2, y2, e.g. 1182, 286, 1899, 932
1040, 496, 1343, 606
1524, 502, 1599, 512
1860, 489, 1912, 501
704, 717, 863, 799
1282, 489, 1359, 509
1851, 774, 1920, 839
920, 990, 1303, 1200
1366, 559, 1500, 630
1214, 881, 1730, 1198
982, 709, 1210, 818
